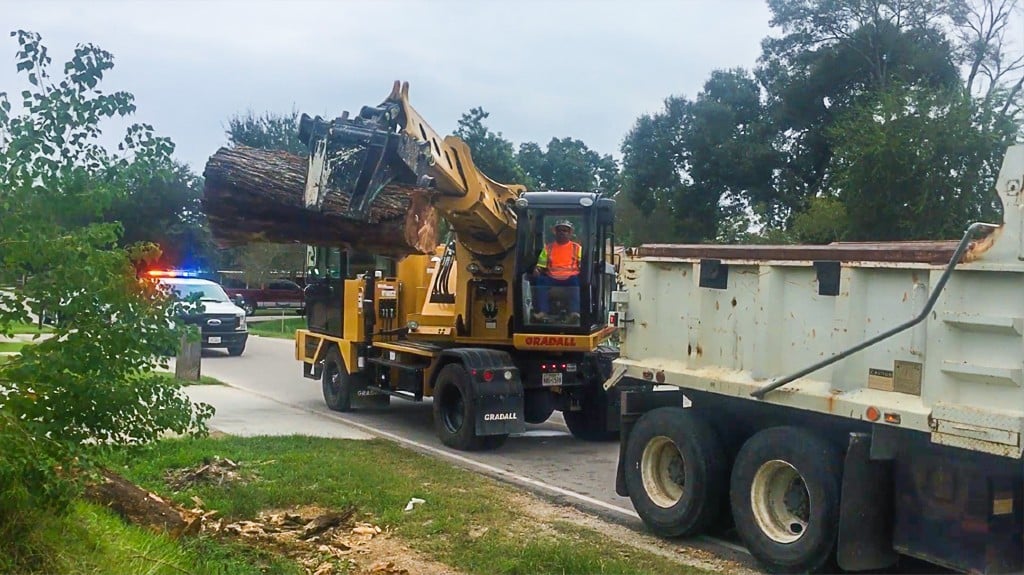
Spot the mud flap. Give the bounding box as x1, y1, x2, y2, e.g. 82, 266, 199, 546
472, 376, 525, 436
615, 386, 687, 497
351, 383, 391, 409
837, 432, 898, 572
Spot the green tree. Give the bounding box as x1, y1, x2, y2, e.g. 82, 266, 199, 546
624, 0, 1022, 245
758, 0, 963, 209
227, 108, 307, 156
621, 70, 777, 242
519, 137, 619, 193
827, 85, 1012, 240
454, 107, 527, 185
104, 161, 220, 270
0, 31, 212, 568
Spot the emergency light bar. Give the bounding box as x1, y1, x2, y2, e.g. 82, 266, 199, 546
145, 270, 200, 278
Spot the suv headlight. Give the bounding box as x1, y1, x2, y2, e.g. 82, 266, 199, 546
236, 314, 247, 331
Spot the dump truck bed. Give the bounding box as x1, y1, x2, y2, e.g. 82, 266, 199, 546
613, 147, 1024, 461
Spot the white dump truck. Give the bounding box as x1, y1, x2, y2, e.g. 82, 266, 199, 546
607, 145, 1024, 574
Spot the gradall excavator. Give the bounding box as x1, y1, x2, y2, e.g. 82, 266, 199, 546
294, 81, 642, 450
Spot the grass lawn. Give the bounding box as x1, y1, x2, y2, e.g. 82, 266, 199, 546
8, 499, 302, 575
105, 436, 711, 575
253, 309, 304, 317
0, 341, 26, 353
4, 321, 54, 335
249, 317, 306, 339
152, 371, 226, 386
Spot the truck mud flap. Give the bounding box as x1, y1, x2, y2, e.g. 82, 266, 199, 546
352, 383, 391, 409
473, 378, 525, 436
837, 432, 898, 572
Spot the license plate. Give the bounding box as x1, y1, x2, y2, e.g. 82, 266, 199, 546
208, 336, 221, 344
541, 372, 562, 386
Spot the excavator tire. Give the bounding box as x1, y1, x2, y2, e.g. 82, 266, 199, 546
322, 346, 360, 412
432, 363, 506, 451
563, 389, 617, 441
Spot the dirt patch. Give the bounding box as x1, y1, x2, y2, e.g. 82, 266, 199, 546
187, 502, 462, 575
165, 455, 251, 490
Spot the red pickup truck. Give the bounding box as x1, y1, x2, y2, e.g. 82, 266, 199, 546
221, 277, 306, 316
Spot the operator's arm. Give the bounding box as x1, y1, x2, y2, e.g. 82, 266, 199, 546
534, 247, 549, 277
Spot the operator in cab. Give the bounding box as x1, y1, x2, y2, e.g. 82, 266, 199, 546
533, 220, 582, 320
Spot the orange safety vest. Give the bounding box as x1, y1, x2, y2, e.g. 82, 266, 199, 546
540, 241, 582, 280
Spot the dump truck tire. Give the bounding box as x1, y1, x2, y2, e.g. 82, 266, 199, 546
623, 407, 728, 537
730, 426, 843, 574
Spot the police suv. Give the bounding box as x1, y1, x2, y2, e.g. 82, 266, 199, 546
150, 272, 249, 356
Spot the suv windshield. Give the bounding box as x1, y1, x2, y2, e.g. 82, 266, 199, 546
163, 281, 230, 303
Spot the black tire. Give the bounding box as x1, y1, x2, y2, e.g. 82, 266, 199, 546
730, 426, 843, 574
432, 363, 504, 451
227, 341, 246, 356
563, 389, 617, 441
623, 407, 728, 538
322, 347, 358, 412
523, 390, 555, 424
243, 300, 256, 316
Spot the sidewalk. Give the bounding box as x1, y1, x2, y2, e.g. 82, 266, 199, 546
183, 383, 373, 440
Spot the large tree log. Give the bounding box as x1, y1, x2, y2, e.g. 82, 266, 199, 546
201, 145, 439, 258
83, 468, 200, 538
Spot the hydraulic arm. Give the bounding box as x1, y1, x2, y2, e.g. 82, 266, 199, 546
298, 81, 525, 257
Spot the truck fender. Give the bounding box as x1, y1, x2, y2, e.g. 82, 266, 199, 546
436, 349, 525, 437
836, 432, 899, 572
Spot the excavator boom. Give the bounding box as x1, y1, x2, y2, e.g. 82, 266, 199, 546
298, 81, 525, 256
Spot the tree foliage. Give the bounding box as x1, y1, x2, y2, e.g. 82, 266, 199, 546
227, 108, 308, 156
454, 107, 527, 185
103, 161, 219, 270
0, 31, 212, 546
621, 0, 1023, 244
519, 137, 619, 193
454, 107, 620, 194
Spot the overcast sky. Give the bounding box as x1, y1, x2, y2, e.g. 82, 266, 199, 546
3, 0, 775, 172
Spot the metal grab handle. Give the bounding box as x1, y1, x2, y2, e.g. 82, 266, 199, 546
751, 221, 1000, 400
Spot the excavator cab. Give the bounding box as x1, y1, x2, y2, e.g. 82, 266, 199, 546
513, 191, 616, 335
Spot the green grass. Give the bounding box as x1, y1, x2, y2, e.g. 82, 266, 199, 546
7, 500, 302, 575
0, 341, 25, 353
253, 309, 303, 317
4, 321, 53, 335
249, 317, 306, 339
152, 371, 226, 386
107, 435, 708, 575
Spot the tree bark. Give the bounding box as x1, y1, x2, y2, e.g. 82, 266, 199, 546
83, 468, 200, 538
201, 145, 440, 258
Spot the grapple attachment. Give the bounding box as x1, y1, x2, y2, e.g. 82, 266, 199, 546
298, 97, 433, 220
